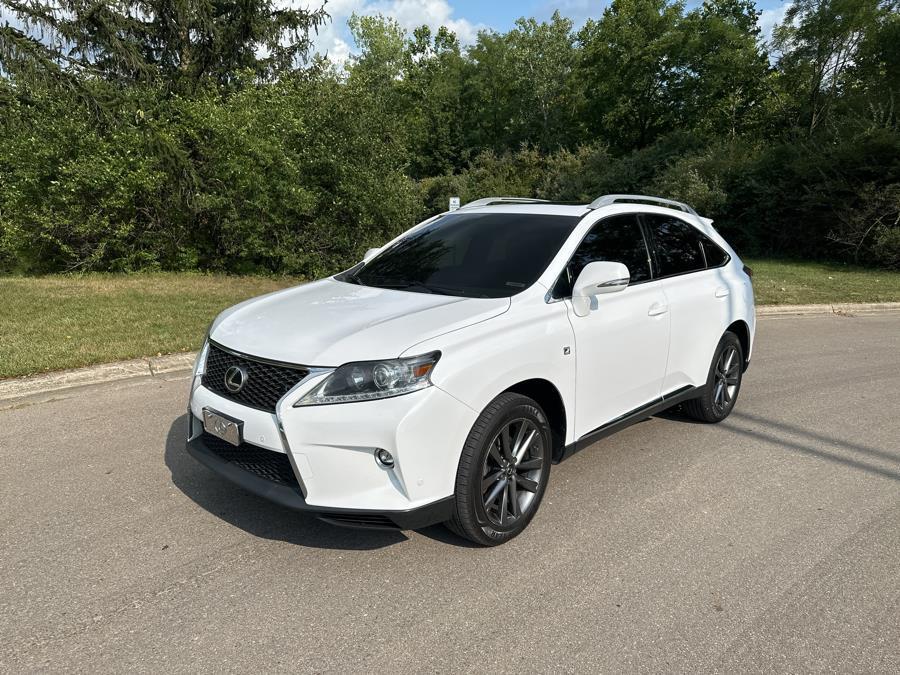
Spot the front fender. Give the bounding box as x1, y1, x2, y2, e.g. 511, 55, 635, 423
405, 295, 577, 446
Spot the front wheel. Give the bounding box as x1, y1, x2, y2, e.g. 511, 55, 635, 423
447, 392, 552, 546
683, 331, 744, 423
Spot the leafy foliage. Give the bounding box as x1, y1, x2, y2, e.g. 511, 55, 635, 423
1, 0, 899, 273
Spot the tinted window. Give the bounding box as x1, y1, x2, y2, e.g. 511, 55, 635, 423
348, 212, 580, 298
699, 233, 730, 267
553, 214, 651, 297
644, 214, 705, 276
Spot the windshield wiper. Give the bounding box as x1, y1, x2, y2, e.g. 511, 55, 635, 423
366, 279, 466, 296
371, 280, 435, 294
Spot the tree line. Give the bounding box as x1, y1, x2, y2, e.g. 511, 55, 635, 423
0, 0, 898, 276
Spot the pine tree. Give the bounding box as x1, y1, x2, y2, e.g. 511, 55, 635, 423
0, 0, 327, 92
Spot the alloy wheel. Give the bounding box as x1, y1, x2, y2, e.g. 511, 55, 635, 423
480, 418, 544, 528
713, 345, 740, 414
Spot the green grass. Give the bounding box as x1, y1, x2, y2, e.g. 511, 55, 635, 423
1, 260, 899, 379
745, 259, 900, 305
0, 273, 299, 379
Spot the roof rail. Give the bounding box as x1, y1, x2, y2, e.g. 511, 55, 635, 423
459, 197, 550, 209
588, 194, 699, 217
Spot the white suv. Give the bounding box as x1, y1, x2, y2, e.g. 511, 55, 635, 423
187, 194, 755, 545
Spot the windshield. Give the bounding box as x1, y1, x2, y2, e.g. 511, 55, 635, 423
343, 212, 580, 298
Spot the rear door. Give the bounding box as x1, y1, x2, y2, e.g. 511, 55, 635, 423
641, 213, 732, 393
557, 214, 670, 437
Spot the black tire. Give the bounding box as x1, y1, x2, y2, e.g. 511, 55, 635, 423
683, 331, 744, 423
447, 392, 552, 546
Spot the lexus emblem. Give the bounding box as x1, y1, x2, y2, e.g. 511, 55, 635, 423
224, 365, 248, 393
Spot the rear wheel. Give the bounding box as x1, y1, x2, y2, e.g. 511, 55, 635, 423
683, 332, 744, 423
447, 392, 552, 546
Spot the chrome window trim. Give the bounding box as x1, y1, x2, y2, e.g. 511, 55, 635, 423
638, 211, 732, 281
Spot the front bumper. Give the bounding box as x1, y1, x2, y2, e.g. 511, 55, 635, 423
186, 357, 478, 529
186, 432, 454, 530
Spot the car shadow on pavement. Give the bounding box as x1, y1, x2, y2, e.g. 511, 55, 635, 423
165, 414, 409, 550
656, 407, 900, 482
653, 404, 704, 425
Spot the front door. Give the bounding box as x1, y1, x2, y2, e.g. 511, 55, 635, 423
558, 214, 670, 437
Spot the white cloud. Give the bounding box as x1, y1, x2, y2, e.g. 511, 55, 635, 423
299, 0, 487, 67
534, 0, 598, 27
328, 36, 353, 65
757, 3, 789, 46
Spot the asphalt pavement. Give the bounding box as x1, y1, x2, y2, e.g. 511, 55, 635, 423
1, 313, 898, 673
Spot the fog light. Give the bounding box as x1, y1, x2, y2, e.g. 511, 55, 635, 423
375, 448, 394, 467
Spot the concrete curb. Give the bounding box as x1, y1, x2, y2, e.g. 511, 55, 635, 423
757, 302, 900, 316
0, 352, 196, 402
2, 301, 898, 402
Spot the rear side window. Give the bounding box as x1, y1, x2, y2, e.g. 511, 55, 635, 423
699, 234, 730, 267
644, 214, 705, 277
554, 214, 651, 297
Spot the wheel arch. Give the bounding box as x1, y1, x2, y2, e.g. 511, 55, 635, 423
502, 378, 567, 462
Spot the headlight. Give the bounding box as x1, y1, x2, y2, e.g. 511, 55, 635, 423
294, 352, 441, 406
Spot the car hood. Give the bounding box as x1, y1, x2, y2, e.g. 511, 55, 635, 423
209, 278, 510, 365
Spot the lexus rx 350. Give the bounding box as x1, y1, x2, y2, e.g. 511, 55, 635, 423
186, 194, 755, 545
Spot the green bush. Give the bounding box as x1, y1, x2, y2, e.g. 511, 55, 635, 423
0, 88, 176, 272
0, 77, 423, 276
2, 80, 899, 275
2, 0, 899, 274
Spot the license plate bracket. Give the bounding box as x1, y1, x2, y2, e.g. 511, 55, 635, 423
202, 408, 243, 447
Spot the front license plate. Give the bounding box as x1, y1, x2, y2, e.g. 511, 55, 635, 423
202, 408, 243, 447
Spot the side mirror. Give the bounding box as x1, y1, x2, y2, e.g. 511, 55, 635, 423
363, 247, 381, 263
571, 261, 630, 317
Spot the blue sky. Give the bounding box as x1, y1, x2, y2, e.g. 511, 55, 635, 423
310, 0, 791, 64
446, 0, 788, 31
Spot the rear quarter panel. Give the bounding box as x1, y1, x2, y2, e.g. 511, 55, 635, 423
661, 261, 755, 392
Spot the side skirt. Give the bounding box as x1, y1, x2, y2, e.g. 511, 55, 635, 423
555, 385, 700, 463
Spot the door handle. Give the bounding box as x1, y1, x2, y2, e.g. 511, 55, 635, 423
648, 302, 668, 317
715, 287, 730, 298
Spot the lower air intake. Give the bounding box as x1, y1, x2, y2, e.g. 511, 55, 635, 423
201, 432, 300, 488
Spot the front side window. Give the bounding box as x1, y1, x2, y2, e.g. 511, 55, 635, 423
643, 214, 705, 277
344, 212, 580, 298
553, 214, 651, 297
